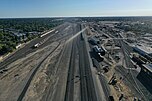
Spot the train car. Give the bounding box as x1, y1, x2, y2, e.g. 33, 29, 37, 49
139, 55, 149, 63
40, 29, 55, 38
88, 38, 100, 45
131, 54, 146, 65
133, 46, 152, 62
55, 31, 58, 34
81, 33, 84, 40
93, 45, 106, 56
33, 43, 40, 48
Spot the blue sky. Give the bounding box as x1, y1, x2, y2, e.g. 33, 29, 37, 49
0, 0, 152, 18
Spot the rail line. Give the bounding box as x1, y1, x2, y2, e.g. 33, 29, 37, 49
44, 24, 79, 101
64, 24, 82, 101
77, 31, 97, 101
44, 39, 72, 101
64, 39, 76, 101
119, 39, 147, 100
17, 42, 61, 101
78, 34, 88, 101
0, 24, 70, 70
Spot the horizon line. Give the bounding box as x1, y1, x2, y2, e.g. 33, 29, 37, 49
0, 15, 152, 19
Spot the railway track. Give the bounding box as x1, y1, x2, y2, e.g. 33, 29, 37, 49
64, 38, 77, 101
64, 24, 81, 101
119, 39, 147, 100
77, 32, 97, 101
98, 75, 110, 101
78, 34, 88, 101
16, 25, 74, 101
44, 24, 78, 101
0, 24, 70, 70
17, 42, 61, 101
16, 23, 97, 101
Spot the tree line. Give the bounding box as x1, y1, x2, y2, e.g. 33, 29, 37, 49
0, 18, 64, 56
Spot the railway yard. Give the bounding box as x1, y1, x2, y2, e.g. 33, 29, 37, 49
0, 19, 152, 101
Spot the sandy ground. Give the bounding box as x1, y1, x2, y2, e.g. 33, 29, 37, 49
0, 22, 76, 101
23, 41, 65, 101
0, 42, 60, 101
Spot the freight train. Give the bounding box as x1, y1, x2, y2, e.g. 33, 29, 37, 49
130, 53, 146, 65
